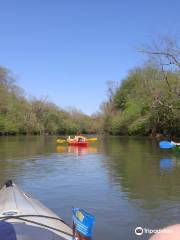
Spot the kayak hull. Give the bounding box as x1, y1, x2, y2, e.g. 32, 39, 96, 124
68, 141, 88, 147
0, 180, 72, 240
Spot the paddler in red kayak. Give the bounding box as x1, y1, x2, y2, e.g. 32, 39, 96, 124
67, 133, 86, 143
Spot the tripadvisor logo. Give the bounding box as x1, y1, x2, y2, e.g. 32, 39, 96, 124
135, 227, 144, 236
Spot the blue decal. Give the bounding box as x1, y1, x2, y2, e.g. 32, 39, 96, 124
72, 208, 95, 237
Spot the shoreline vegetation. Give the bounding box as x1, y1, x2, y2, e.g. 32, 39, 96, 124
0, 37, 179, 137
0, 68, 95, 135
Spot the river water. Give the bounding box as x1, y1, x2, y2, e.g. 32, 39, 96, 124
0, 136, 180, 240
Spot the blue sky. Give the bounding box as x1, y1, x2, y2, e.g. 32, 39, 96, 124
0, 0, 179, 115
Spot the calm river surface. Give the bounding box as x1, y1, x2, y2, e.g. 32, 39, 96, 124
0, 136, 180, 240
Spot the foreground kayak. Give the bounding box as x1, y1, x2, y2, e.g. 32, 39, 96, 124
0, 180, 72, 240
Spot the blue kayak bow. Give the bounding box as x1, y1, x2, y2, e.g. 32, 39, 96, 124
159, 141, 176, 149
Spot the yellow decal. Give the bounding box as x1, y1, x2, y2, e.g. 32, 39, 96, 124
76, 211, 84, 222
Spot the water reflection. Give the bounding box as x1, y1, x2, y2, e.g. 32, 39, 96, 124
1, 136, 180, 239
99, 137, 180, 204
56, 146, 98, 156
0, 136, 57, 159
160, 158, 174, 170
160, 157, 180, 170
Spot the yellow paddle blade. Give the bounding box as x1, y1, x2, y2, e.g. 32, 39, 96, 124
56, 139, 66, 144
87, 138, 97, 142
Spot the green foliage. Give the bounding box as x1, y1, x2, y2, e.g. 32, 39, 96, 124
0, 115, 18, 134
0, 66, 95, 135
128, 116, 150, 135
111, 100, 147, 135
0, 58, 179, 136
100, 64, 180, 136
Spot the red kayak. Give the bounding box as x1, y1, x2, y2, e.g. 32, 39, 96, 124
68, 141, 88, 147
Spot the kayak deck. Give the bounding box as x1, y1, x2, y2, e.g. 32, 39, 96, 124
0, 180, 72, 240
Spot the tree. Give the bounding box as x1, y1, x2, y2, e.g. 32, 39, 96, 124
139, 36, 180, 99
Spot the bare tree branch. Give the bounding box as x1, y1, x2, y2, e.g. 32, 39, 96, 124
138, 50, 180, 67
